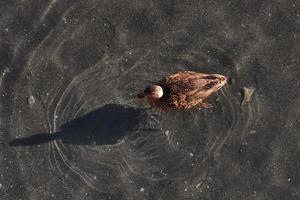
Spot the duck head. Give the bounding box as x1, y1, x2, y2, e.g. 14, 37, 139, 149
137, 85, 163, 99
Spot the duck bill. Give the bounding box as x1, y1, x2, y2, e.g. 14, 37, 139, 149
136, 92, 146, 98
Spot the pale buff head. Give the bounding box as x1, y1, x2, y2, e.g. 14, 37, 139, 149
137, 85, 163, 99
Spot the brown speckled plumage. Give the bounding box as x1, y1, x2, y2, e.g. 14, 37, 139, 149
137, 71, 227, 111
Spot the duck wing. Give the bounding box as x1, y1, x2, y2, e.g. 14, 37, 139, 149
156, 71, 217, 109
159, 71, 213, 98
159, 71, 207, 85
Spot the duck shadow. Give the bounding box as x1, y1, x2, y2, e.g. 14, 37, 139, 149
9, 104, 147, 147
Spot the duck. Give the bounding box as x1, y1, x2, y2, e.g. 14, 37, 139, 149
136, 71, 227, 111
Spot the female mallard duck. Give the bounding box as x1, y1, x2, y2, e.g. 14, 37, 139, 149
137, 71, 227, 110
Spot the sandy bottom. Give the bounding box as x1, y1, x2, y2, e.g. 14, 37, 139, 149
0, 1, 299, 199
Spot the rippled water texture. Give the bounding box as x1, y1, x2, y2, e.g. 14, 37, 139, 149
1, 1, 299, 199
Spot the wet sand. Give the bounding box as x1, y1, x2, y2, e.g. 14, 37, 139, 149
1, 1, 299, 199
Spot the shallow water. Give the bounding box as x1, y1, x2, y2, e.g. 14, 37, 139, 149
1, 1, 299, 199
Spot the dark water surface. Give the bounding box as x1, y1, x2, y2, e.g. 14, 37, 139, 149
1, 1, 299, 199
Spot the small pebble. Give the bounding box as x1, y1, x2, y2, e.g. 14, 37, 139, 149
27, 95, 35, 108
164, 130, 170, 137
195, 183, 201, 188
